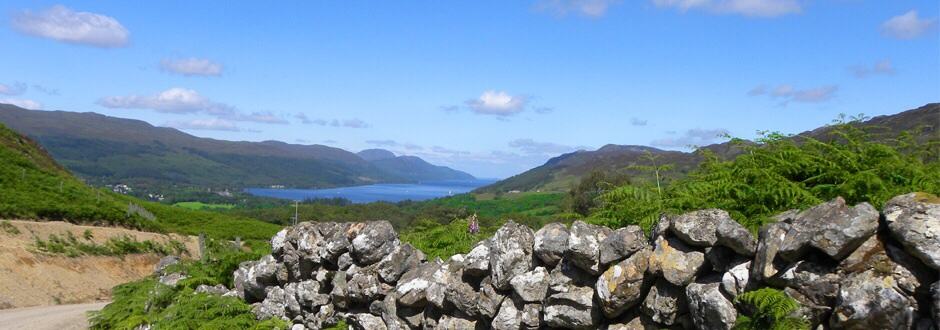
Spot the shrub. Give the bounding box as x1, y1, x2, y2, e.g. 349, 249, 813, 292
734, 288, 809, 330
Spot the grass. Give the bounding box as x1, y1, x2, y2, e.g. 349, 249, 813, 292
33, 232, 188, 258
174, 201, 235, 210
90, 239, 289, 330
0, 220, 20, 235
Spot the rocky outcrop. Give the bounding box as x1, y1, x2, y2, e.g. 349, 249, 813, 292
228, 194, 940, 329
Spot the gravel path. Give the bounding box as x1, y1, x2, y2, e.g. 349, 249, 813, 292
0, 302, 109, 330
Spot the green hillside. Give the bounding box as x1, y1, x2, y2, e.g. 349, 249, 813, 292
478, 103, 939, 194
0, 122, 281, 240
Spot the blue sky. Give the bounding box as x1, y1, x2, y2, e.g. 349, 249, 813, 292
1, 1, 937, 178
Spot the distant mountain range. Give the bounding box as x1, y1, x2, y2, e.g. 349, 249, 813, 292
478, 103, 939, 193
0, 104, 475, 190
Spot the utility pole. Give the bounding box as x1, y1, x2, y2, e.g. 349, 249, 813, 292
293, 200, 299, 226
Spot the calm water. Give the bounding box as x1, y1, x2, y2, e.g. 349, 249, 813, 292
245, 179, 497, 203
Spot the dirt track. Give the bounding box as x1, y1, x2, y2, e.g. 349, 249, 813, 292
0, 301, 109, 330
0, 220, 198, 309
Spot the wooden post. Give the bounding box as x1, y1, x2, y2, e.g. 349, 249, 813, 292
198, 233, 206, 261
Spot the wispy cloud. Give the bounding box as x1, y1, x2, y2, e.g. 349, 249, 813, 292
366, 140, 399, 147
0, 98, 42, 109
164, 118, 248, 132
12, 5, 129, 48
32, 84, 59, 95
536, 0, 621, 17
508, 138, 588, 155
160, 58, 223, 77
652, 0, 801, 18
0, 82, 27, 96
881, 10, 936, 39
651, 128, 730, 149
748, 84, 838, 105
630, 117, 648, 126
98, 87, 287, 124
297, 113, 369, 128
849, 59, 895, 78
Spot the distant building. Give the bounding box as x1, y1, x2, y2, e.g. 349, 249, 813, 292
110, 184, 132, 194
508, 190, 521, 194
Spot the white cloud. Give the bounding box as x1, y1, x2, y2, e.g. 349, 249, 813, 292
881, 10, 936, 39
748, 84, 838, 105
237, 112, 288, 124
652, 0, 801, 17
160, 58, 224, 77
164, 119, 243, 132
366, 140, 398, 147
0, 82, 27, 96
32, 84, 59, 95
0, 98, 42, 109
651, 128, 730, 149
12, 5, 129, 48
536, 0, 620, 17
299, 114, 369, 128
465, 90, 528, 116
849, 59, 895, 78
630, 117, 648, 126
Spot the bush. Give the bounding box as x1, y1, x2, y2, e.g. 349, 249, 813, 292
33, 233, 189, 258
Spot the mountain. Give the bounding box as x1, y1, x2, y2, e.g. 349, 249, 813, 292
362, 149, 476, 182
0, 104, 472, 191
478, 103, 939, 193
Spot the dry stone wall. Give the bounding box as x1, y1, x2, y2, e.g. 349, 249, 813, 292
225, 193, 940, 329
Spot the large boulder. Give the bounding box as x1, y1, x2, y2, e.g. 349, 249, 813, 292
596, 249, 651, 318
349, 221, 400, 266
686, 282, 736, 330
830, 269, 916, 329
641, 280, 687, 326
490, 221, 536, 290
883, 193, 940, 271
534, 222, 569, 267
511, 266, 550, 302
567, 221, 612, 275
648, 236, 705, 286
599, 225, 648, 266
778, 197, 879, 261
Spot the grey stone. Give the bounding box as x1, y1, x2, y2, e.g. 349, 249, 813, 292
349, 221, 400, 266
330, 270, 348, 310
544, 285, 599, 329
596, 249, 650, 318
463, 239, 491, 277
751, 221, 790, 283
716, 215, 757, 256
376, 243, 424, 283
567, 221, 612, 275
670, 209, 723, 246
492, 299, 521, 330
884, 193, 940, 270
641, 280, 686, 326
349, 313, 388, 330
770, 260, 840, 307
686, 282, 736, 330
443, 277, 481, 317
348, 270, 385, 304
605, 314, 659, 330
253, 286, 288, 320
510, 266, 550, 302
195, 284, 228, 295
521, 304, 541, 330
490, 221, 536, 290
648, 236, 705, 286
720, 261, 750, 298
153, 256, 180, 275
436, 315, 477, 330
337, 252, 354, 270
395, 261, 441, 307
705, 246, 748, 273
599, 225, 647, 266
292, 280, 328, 309
830, 269, 916, 330
778, 197, 879, 261
534, 222, 569, 267
478, 276, 507, 319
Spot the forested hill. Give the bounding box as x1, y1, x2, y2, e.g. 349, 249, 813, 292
0, 104, 473, 190
358, 149, 475, 182
478, 103, 939, 193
